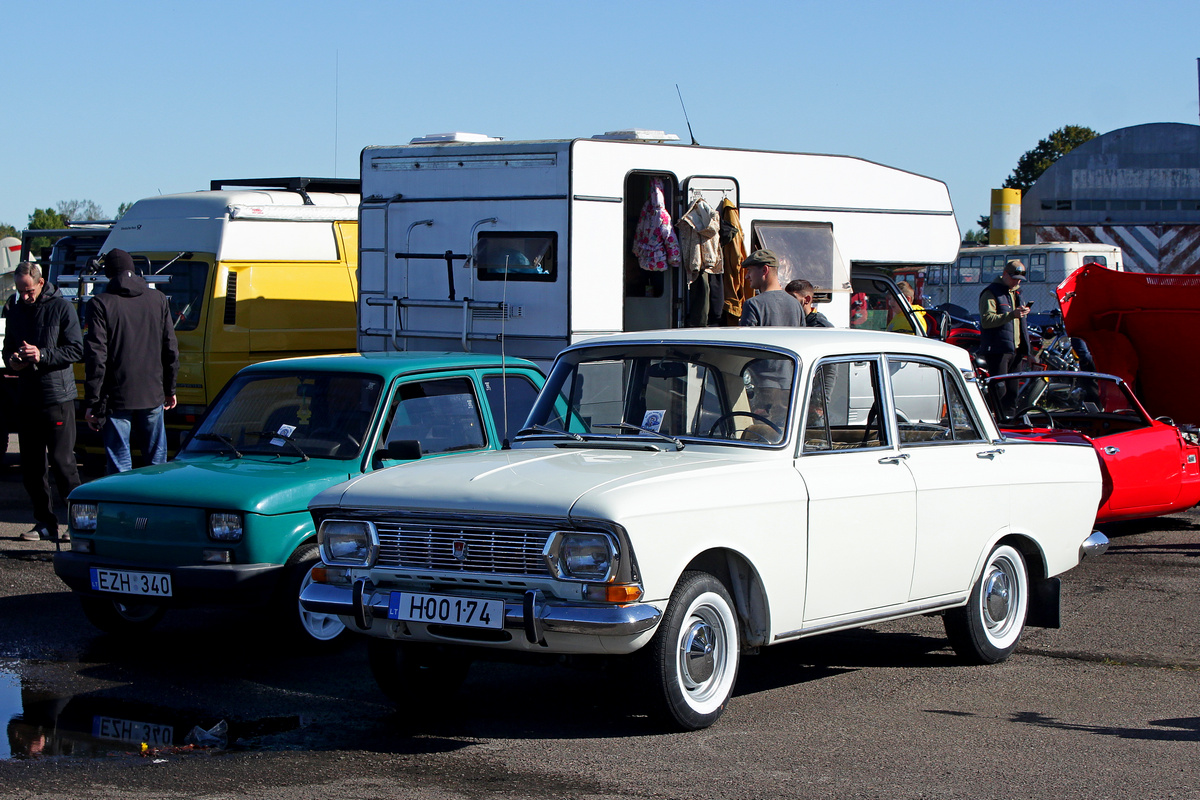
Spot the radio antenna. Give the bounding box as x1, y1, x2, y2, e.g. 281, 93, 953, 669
676, 84, 699, 146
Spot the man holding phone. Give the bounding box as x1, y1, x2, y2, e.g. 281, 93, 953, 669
979, 259, 1032, 408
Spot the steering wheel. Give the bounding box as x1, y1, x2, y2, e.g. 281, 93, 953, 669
707, 411, 782, 439
1015, 406, 1056, 428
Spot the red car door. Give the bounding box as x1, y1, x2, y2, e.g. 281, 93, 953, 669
1099, 424, 1183, 512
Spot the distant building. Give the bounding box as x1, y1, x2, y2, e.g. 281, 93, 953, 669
1022, 122, 1200, 273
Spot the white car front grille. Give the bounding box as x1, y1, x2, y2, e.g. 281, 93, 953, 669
372, 521, 553, 577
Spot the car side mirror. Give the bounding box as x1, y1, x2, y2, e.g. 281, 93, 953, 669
378, 439, 422, 462
1155, 416, 1175, 427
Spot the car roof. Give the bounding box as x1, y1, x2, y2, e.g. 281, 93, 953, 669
238, 351, 539, 378
568, 327, 975, 370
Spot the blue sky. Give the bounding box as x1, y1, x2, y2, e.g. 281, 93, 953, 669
3, 0, 1198, 238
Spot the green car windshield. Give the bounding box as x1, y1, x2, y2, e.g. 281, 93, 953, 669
185, 372, 384, 460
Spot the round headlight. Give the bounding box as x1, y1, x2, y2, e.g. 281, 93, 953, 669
545, 531, 616, 581
318, 520, 378, 567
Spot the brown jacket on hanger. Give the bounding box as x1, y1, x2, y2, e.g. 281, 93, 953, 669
719, 198, 748, 323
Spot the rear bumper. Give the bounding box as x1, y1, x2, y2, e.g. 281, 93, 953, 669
1080, 530, 1109, 561
53, 551, 285, 607
300, 580, 661, 644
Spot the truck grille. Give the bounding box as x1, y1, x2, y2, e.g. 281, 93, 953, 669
373, 521, 553, 577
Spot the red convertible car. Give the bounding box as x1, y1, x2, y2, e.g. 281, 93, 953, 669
986, 371, 1200, 524
1058, 264, 1200, 427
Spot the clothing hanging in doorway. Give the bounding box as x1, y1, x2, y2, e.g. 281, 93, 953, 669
632, 178, 681, 272
719, 197, 748, 323
677, 196, 723, 285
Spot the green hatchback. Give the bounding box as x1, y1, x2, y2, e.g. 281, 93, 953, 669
54, 352, 546, 644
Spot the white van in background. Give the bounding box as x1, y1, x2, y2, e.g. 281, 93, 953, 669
923, 241, 1123, 321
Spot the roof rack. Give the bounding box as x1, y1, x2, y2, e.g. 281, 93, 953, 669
208, 177, 361, 205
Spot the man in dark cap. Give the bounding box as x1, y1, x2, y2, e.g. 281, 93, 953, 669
979, 259, 1032, 412
739, 250, 806, 327
2, 262, 82, 541
83, 249, 180, 473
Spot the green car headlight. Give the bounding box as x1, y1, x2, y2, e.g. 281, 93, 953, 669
318, 519, 378, 567
544, 531, 617, 582
209, 511, 244, 542
71, 502, 98, 532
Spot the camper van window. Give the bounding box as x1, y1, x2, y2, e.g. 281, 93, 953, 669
752, 222, 848, 292
475, 232, 556, 282
1082, 255, 1107, 268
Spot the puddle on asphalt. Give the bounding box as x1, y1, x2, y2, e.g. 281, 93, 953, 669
0, 663, 306, 760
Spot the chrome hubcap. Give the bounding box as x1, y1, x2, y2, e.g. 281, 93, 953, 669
983, 568, 1011, 625
682, 619, 716, 684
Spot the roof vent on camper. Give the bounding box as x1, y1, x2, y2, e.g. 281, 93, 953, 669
591, 129, 681, 142
409, 132, 503, 144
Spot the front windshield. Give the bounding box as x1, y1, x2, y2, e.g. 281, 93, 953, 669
524, 344, 797, 446
986, 373, 1144, 426
185, 372, 383, 459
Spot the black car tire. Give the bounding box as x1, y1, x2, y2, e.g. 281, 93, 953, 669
640, 570, 740, 731
79, 595, 166, 636
944, 543, 1029, 664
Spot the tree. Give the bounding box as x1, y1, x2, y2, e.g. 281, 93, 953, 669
25, 207, 69, 257
962, 228, 988, 244
55, 199, 106, 222
977, 125, 1099, 232
0, 222, 17, 239
116, 201, 134, 219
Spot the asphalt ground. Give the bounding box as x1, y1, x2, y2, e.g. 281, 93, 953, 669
0, 435, 1196, 800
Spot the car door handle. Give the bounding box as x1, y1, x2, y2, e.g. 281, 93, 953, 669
976, 448, 1005, 459
1104, 446, 1120, 455
878, 453, 909, 465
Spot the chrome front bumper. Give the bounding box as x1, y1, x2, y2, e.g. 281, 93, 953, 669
1080, 530, 1110, 561
300, 580, 661, 644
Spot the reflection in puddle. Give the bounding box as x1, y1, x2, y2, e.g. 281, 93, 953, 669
1, 662, 305, 760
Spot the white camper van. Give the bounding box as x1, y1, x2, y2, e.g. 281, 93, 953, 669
358, 131, 961, 364
924, 241, 1124, 320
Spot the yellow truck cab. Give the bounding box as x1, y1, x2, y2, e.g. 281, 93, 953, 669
63, 177, 360, 450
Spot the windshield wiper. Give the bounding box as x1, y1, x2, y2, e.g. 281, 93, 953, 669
515, 423, 584, 442
249, 431, 310, 461
593, 421, 685, 451
194, 432, 243, 458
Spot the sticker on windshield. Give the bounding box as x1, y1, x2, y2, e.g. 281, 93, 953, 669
271, 424, 297, 447
641, 410, 665, 433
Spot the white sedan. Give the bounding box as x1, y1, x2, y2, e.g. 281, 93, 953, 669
302, 328, 1106, 730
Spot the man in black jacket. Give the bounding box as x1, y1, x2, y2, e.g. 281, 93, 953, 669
2, 262, 83, 541
979, 259, 1032, 414
83, 249, 180, 473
